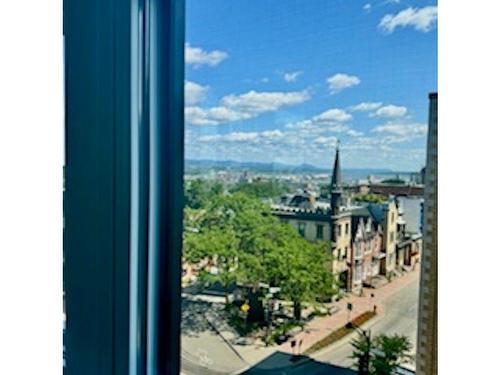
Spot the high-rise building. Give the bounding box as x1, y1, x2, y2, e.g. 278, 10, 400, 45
416, 92, 438, 375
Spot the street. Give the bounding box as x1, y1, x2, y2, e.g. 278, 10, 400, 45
181, 296, 249, 375
314, 276, 420, 369
181, 275, 419, 374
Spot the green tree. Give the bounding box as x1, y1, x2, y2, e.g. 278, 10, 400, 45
284, 240, 333, 320
230, 179, 290, 199
185, 178, 224, 209
261, 223, 333, 320
371, 334, 412, 375
190, 226, 240, 305
350, 330, 372, 375
183, 190, 335, 319
351, 332, 412, 375
353, 194, 387, 204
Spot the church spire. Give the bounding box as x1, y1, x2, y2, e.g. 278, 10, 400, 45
331, 141, 342, 216
331, 141, 341, 190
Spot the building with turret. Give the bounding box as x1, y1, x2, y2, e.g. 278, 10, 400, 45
271, 144, 415, 295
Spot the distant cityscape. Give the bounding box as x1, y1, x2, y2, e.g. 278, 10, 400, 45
185, 158, 424, 184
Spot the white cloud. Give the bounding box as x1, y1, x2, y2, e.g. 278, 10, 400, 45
185, 43, 228, 67
314, 136, 339, 146
187, 125, 424, 170
379, 6, 438, 34
326, 73, 361, 94
346, 129, 364, 137
350, 102, 383, 112
371, 104, 408, 118
283, 71, 303, 83
261, 130, 285, 139
185, 106, 252, 126
313, 108, 352, 122
186, 90, 310, 126
220, 90, 310, 114
286, 121, 352, 135
371, 122, 427, 138
198, 130, 285, 144
285, 108, 362, 138
208, 106, 253, 123
363, 4, 372, 12
185, 107, 218, 126
185, 81, 209, 105
202, 132, 260, 143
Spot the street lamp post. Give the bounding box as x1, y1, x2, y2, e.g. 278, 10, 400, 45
346, 302, 353, 327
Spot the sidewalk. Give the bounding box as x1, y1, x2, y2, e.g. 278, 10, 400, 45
205, 303, 278, 367
278, 267, 420, 354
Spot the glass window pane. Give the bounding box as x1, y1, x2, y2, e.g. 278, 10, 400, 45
182, 1, 436, 373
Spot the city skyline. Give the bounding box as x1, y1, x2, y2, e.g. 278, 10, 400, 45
185, 0, 437, 171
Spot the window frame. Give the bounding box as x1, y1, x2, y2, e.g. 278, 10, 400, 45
63, 1, 185, 375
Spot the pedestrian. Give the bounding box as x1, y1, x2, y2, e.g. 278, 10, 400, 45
291, 339, 297, 355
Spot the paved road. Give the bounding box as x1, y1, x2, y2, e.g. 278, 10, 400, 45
181, 295, 248, 375
314, 276, 420, 369
181, 277, 418, 374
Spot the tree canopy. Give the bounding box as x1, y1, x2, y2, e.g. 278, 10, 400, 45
353, 193, 387, 204
230, 179, 291, 199
184, 178, 224, 209
183, 186, 334, 319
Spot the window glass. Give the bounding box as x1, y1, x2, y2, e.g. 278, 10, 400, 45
183, 0, 436, 373
298, 222, 306, 237
316, 224, 324, 239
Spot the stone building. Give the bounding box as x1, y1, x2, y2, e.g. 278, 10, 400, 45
271, 146, 398, 295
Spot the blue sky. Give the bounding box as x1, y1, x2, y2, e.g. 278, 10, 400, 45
185, 0, 437, 171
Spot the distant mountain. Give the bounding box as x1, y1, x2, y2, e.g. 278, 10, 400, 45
185, 159, 398, 177
185, 159, 327, 173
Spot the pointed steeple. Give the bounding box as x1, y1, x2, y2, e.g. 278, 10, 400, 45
330, 141, 343, 216
331, 142, 341, 191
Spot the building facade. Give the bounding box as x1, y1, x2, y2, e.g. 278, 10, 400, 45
271, 146, 417, 296
350, 208, 383, 292
416, 93, 438, 375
